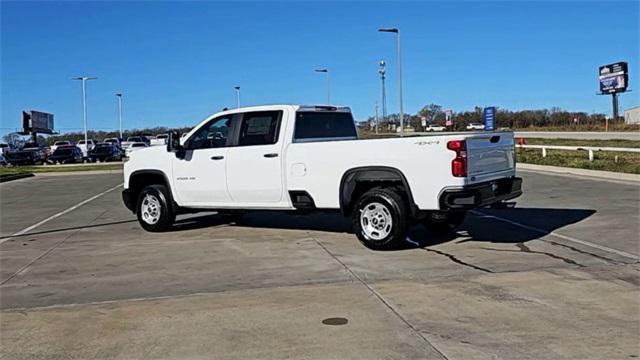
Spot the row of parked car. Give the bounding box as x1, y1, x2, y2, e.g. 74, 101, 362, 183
0, 134, 168, 166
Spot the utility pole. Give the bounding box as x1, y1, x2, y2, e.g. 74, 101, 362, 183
378, 28, 404, 136
116, 93, 123, 139
234, 86, 241, 108
72, 76, 97, 149
379, 60, 387, 126
375, 101, 379, 134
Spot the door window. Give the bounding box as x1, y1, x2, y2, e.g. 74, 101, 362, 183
237, 111, 282, 146
187, 116, 233, 149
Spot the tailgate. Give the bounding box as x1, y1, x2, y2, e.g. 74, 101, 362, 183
466, 132, 515, 176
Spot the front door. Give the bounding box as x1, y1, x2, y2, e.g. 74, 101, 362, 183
172, 115, 235, 206
226, 111, 284, 203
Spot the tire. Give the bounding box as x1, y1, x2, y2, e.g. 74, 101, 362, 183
422, 211, 466, 233
136, 184, 175, 232
352, 187, 408, 250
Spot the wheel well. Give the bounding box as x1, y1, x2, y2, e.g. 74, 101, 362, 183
128, 171, 171, 213
340, 167, 417, 217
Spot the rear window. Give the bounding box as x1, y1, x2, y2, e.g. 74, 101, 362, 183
132, 143, 146, 148
294, 111, 357, 142
54, 148, 73, 155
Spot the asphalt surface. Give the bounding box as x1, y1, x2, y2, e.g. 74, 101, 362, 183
1, 171, 638, 359
514, 131, 640, 140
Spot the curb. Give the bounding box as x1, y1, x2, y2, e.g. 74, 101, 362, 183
35, 170, 124, 177
517, 163, 640, 183
0, 173, 35, 183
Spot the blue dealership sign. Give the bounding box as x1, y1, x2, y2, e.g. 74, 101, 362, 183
483, 107, 495, 131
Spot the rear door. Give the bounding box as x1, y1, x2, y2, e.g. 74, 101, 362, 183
225, 111, 284, 203
466, 133, 515, 176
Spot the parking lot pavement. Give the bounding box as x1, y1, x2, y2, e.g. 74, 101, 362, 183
1, 172, 638, 359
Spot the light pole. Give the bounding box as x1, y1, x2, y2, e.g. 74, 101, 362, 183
116, 93, 123, 139
314, 68, 330, 104
72, 76, 97, 149
378, 60, 387, 125
234, 86, 241, 108
378, 27, 404, 136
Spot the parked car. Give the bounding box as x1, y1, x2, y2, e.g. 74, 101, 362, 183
48, 146, 84, 164
77, 139, 96, 158
122, 104, 522, 250
125, 142, 149, 157
425, 124, 446, 132
466, 123, 485, 131
89, 143, 123, 162
150, 134, 169, 146
50, 140, 73, 153
103, 137, 121, 145
122, 136, 145, 150
5, 142, 46, 165
0, 143, 12, 156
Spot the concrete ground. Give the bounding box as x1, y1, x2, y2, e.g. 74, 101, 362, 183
0, 171, 638, 359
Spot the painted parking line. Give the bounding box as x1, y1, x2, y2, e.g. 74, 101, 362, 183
0, 183, 123, 245
470, 210, 640, 261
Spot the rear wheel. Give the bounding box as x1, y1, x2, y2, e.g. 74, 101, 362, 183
352, 188, 408, 250
136, 184, 175, 232
422, 211, 466, 233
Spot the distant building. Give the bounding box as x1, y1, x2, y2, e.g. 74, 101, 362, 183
624, 106, 640, 124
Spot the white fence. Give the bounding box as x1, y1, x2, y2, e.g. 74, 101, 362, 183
516, 144, 640, 161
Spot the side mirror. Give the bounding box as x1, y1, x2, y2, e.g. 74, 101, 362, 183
167, 131, 186, 159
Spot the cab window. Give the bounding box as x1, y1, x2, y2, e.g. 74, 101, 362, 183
187, 116, 233, 149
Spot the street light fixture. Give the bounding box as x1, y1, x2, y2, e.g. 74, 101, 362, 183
115, 93, 123, 139
71, 76, 97, 150
314, 68, 330, 104
234, 86, 241, 108
378, 27, 404, 136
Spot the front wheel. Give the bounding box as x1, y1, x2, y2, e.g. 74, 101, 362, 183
136, 184, 175, 232
352, 188, 408, 250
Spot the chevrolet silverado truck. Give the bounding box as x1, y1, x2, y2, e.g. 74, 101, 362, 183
122, 105, 522, 250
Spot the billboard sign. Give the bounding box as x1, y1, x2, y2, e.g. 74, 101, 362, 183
599, 62, 628, 94
445, 110, 453, 126
483, 107, 495, 131
22, 110, 55, 134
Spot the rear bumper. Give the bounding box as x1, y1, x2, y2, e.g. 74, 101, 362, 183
439, 177, 523, 210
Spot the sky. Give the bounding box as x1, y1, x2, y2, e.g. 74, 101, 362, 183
1, 1, 639, 136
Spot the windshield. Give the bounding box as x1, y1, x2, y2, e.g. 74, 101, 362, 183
294, 111, 357, 142
128, 137, 142, 142
132, 143, 146, 148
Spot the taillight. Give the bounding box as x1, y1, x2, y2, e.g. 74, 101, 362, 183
447, 140, 467, 177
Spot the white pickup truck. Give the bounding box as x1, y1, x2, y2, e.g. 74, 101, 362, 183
122, 105, 522, 250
